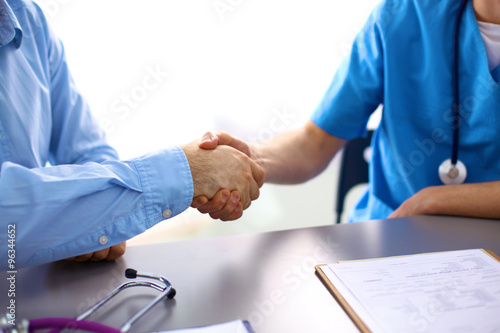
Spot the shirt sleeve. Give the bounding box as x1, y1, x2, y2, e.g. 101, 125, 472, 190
310, 1, 386, 140
43, 6, 118, 165
0, 146, 193, 269
0, 3, 193, 269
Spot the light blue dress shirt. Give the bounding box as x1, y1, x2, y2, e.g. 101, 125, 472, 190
0, 0, 193, 269
312, 0, 500, 222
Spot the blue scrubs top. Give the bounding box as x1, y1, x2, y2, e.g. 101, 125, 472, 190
311, 0, 500, 222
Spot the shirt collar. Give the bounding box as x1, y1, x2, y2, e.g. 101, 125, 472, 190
0, 0, 23, 48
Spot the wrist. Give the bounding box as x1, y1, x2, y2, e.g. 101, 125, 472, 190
249, 142, 267, 182
181, 142, 203, 198
417, 186, 443, 215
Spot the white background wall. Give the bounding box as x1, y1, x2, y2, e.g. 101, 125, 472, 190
36, 0, 380, 245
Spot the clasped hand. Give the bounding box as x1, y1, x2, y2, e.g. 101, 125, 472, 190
63, 132, 259, 264
185, 131, 262, 221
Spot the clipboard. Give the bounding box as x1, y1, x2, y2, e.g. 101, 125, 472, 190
315, 249, 500, 333
315, 264, 371, 333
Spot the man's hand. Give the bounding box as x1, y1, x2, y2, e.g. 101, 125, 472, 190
181, 138, 264, 210
191, 125, 345, 221
198, 131, 254, 157
389, 182, 500, 219
189, 132, 257, 221
388, 187, 436, 218
191, 188, 244, 221
64, 241, 127, 262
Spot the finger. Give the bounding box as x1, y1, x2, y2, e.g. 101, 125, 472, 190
198, 189, 231, 214
90, 247, 111, 261
215, 131, 252, 156
242, 199, 252, 210
73, 252, 93, 262
106, 242, 127, 261
249, 179, 260, 202
220, 201, 244, 221
191, 195, 209, 208
199, 131, 219, 150
249, 158, 265, 188
208, 190, 241, 220
247, 162, 263, 202
235, 174, 252, 210
387, 209, 403, 218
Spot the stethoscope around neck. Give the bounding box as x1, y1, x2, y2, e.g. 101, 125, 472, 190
438, 0, 470, 185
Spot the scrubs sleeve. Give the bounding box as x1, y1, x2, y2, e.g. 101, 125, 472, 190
311, 1, 386, 140
0, 146, 193, 269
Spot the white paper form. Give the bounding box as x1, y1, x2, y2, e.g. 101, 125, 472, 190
321, 249, 500, 333
156, 320, 253, 333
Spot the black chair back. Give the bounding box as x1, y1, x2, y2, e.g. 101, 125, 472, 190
335, 130, 373, 223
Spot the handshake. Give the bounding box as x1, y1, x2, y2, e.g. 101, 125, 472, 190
181, 131, 265, 221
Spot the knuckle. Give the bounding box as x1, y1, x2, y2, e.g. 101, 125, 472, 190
209, 212, 221, 220
116, 244, 126, 256
214, 199, 225, 210
221, 205, 234, 216
75, 253, 92, 262
243, 200, 251, 210
243, 171, 252, 181
218, 130, 228, 136
198, 207, 210, 214
92, 252, 107, 261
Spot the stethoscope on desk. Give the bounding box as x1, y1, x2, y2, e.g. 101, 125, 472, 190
438, 0, 470, 185
0, 269, 176, 333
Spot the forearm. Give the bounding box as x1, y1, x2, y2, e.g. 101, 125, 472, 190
402, 181, 500, 219
0, 148, 192, 268
249, 121, 346, 184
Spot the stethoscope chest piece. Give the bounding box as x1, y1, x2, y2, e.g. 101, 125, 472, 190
439, 158, 467, 185
437, 0, 470, 186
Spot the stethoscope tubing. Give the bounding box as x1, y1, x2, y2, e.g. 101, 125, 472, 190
29, 318, 121, 333
21, 269, 177, 333
451, 0, 470, 166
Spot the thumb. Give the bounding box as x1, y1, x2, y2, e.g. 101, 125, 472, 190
199, 131, 219, 150
215, 131, 251, 157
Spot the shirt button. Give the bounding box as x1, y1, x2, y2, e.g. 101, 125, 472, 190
98, 235, 108, 245
162, 209, 172, 218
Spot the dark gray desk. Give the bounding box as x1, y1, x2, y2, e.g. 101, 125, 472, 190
2, 215, 500, 332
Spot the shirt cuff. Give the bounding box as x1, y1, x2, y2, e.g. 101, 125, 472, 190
132, 146, 193, 227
